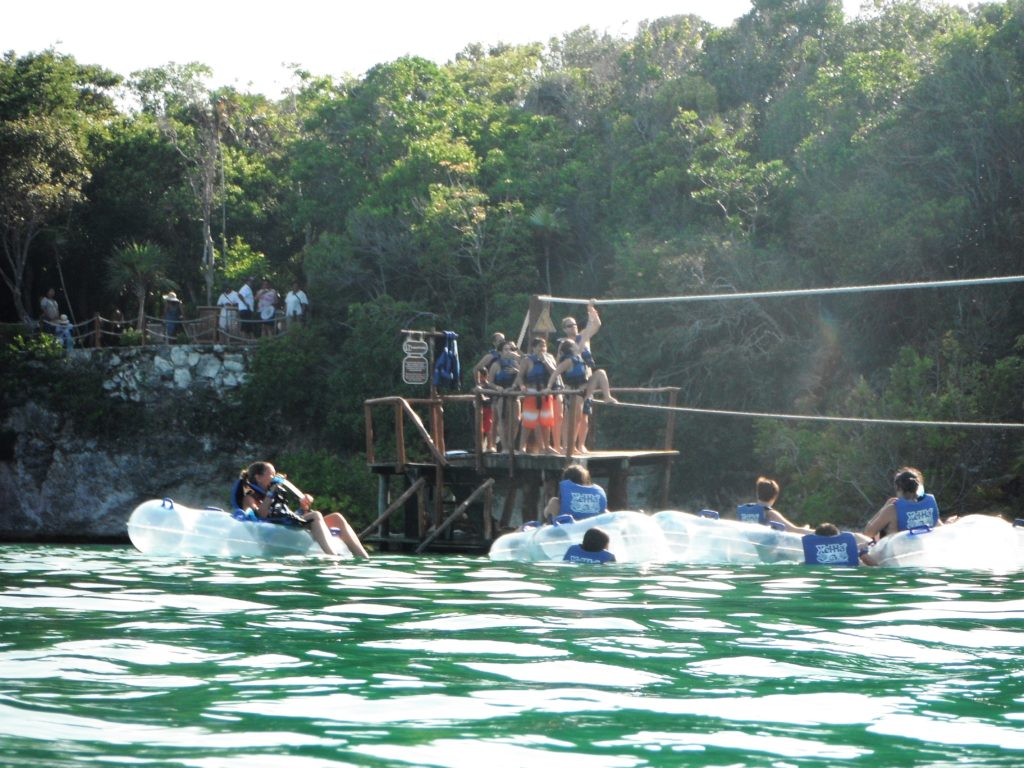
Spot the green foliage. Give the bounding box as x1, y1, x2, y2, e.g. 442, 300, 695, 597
274, 449, 377, 529
4, 332, 65, 360
7, 3, 1024, 518
106, 241, 173, 330
219, 236, 269, 284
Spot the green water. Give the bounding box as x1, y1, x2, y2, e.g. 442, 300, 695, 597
1, 546, 1023, 767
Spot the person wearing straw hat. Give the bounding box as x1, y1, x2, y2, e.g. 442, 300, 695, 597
55, 314, 74, 350
163, 291, 183, 342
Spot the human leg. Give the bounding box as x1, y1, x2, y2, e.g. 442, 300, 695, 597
323, 511, 370, 558
585, 369, 617, 403
301, 510, 341, 555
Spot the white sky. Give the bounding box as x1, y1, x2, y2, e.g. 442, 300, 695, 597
6, 0, 874, 98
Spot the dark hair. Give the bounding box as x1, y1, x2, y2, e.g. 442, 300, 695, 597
756, 476, 780, 505
563, 464, 591, 486
582, 527, 610, 552
244, 461, 272, 481
531, 336, 547, 348
558, 339, 575, 356
815, 522, 840, 537
894, 467, 923, 495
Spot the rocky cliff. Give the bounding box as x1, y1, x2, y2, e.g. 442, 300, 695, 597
0, 345, 265, 542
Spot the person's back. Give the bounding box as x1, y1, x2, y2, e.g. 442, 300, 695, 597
564, 526, 616, 564
802, 522, 860, 566
894, 494, 940, 530
863, 467, 941, 540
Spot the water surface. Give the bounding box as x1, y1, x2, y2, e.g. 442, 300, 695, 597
1, 545, 1023, 766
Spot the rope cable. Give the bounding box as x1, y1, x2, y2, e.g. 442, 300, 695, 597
540, 275, 1024, 306
610, 399, 1024, 430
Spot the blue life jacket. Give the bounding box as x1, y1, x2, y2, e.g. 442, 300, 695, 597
524, 353, 549, 387
433, 331, 461, 389
563, 544, 616, 564
736, 503, 768, 525
895, 494, 939, 531
802, 533, 860, 566
231, 477, 301, 526
231, 478, 261, 520
560, 352, 588, 386
559, 479, 607, 519
574, 334, 596, 368
494, 356, 518, 386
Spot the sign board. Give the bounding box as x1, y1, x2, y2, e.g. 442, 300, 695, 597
403, 338, 430, 356
402, 355, 429, 385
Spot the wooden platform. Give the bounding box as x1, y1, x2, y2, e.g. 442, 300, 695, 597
361, 351, 682, 554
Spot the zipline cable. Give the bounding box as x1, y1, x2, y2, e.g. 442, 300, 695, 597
609, 400, 1024, 430
540, 274, 1024, 306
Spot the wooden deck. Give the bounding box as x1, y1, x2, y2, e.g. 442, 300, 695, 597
361, 316, 681, 554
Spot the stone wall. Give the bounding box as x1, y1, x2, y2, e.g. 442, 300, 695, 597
86, 344, 254, 402
0, 345, 262, 542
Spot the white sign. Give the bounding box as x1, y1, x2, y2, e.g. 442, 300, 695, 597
403, 338, 429, 355
403, 355, 429, 385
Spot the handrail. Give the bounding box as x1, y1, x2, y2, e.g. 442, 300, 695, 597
10, 310, 302, 348
364, 396, 448, 467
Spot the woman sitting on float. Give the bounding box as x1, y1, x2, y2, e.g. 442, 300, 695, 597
233, 461, 369, 557
862, 466, 942, 541
543, 464, 607, 522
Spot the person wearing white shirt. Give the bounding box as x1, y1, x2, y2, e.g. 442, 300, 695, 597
284, 282, 309, 328
216, 285, 240, 339
237, 277, 255, 338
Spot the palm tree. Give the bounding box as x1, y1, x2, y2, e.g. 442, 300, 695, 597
528, 205, 565, 296
106, 241, 173, 331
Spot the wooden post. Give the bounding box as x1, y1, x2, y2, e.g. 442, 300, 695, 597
364, 403, 375, 464
608, 461, 629, 510
499, 478, 518, 530
395, 402, 407, 471
522, 476, 540, 527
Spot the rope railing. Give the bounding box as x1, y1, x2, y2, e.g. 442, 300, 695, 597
540, 274, 1024, 306
611, 399, 1024, 430
6, 311, 300, 348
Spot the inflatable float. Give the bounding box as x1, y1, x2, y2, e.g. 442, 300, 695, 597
864, 514, 1024, 570
488, 509, 807, 565
489, 510, 671, 563
489, 509, 1024, 570
127, 498, 353, 558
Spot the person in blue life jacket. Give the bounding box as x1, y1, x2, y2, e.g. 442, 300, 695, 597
564, 526, 616, 564
543, 464, 608, 521
517, 336, 560, 454
548, 339, 616, 454
802, 522, 865, 566
473, 332, 505, 452
735, 476, 812, 534
487, 339, 522, 453
554, 302, 618, 453
862, 466, 943, 543
235, 461, 370, 557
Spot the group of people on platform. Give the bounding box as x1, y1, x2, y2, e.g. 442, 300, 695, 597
546, 464, 944, 567
474, 302, 618, 456
216, 278, 309, 340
